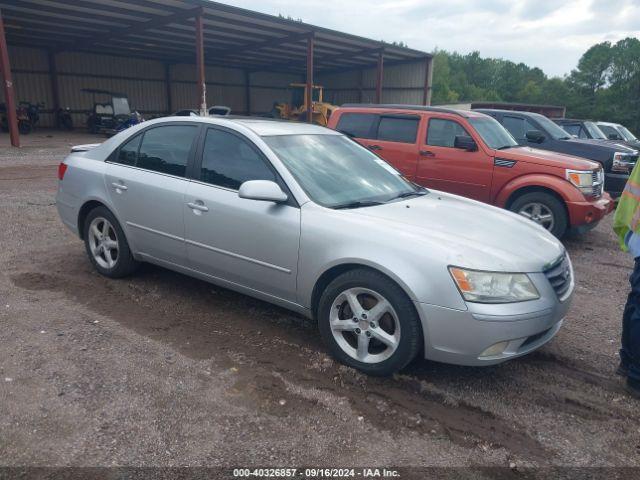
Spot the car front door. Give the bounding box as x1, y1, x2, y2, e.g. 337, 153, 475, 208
104, 123, 199, 265
184, 126, 300, 303
415, 116, 493, 202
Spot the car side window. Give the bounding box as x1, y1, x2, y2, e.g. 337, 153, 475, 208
562, 124, 581, 137
335, 113, 378, 139
137, 125, 198, 177
200, 128, 276, 190
426, 118, 469, 148
115, 133, 141, 166
502, 116, 526, 141
376, 116, 419, 143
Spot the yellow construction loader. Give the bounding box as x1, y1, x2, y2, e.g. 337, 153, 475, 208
274, 83, 337, 126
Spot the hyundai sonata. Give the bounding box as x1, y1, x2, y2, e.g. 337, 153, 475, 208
56, 117, 573, 375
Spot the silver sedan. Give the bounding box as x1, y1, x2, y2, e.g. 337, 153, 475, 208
56, 117, 573, 375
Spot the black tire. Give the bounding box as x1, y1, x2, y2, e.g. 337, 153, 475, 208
18, 121, 31, 135
509, 191, 568, 238
317, 268, 422, 376
83, 206, 139, 278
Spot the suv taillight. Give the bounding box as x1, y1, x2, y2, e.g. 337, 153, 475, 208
58, 163, 68, 180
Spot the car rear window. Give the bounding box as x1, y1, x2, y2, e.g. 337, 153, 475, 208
137, 125, 198, 177
335, 113, 377, 139
376, 116, 419, 143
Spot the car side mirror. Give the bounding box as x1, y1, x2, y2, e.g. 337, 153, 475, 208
238, 180, 288, 203
525, 130, 545, 143
454, 135, 477, 151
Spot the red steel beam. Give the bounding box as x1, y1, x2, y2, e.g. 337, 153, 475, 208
195, 9, 206, 114
375, 51, 384, 104
0, 10, 19, 147
306, 33, 314, 123
423, 56, 433, 105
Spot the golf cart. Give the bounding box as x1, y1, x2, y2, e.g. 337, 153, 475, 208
83, 89, 143, 136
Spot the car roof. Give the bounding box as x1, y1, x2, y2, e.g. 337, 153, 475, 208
595, 121, 619, 127
339, 103, 488, 119
151, 115, 339, 136
554, 118, 593, 123
474, 108, 544, 118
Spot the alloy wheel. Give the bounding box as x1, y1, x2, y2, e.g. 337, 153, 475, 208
518, 202, 555, 231
329, 287, 401, 364
88, 216, 119, 269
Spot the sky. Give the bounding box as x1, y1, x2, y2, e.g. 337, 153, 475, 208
225, 0, 640, 77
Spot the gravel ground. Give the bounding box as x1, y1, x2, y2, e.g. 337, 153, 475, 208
1, 131, 639, 473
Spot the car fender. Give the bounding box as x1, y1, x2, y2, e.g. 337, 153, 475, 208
494, 173, 582, 208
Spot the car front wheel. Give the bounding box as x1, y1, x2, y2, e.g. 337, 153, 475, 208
509, 191, 568, 238
317, 268, 422, 376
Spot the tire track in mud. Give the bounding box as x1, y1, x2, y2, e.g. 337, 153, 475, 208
11, 260, 550, 461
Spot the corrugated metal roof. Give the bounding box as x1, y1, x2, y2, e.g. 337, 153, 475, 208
2, 0, 430, 74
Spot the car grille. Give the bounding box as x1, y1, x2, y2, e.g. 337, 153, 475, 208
591, 169, 604, 197
544, 254, 573, 300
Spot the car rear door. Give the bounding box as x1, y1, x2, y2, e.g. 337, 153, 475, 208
367, 114, 421, 180
415, 115, 493, 202
105, 123, 200, 265
183, 126, 300, 303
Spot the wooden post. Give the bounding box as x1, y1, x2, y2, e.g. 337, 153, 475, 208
375, 51, 384, 104
423, 56, 433, 106
164, 63, 172, 114
306, 33, 314, 123
0, 10, 19, 147
195, 9, 206, 115
244, 70, 251, 115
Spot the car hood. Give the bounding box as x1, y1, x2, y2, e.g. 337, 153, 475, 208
348, 192, 564, 273
568, 137, 638, 153
496, 146, 600, 170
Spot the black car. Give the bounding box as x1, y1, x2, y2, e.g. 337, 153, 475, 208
475, 109, 638, 197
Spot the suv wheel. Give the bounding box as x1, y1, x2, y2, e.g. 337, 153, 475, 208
83, 206, 139, 278
510, 191, 568, 238
317, 268, 422, 376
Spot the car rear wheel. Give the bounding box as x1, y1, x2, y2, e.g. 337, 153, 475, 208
317, 268, 422, 376
510, 191, 568, 238
83, 206, 139, 278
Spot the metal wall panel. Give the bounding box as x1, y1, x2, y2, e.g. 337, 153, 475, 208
8, 46, 48, 70
56, 51, 165, 79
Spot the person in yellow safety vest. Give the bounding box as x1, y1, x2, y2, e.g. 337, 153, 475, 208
613, 160, 640, 399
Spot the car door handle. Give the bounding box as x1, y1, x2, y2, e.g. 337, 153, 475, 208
111, 182, 127, 191
419, 150, 435, 157
187, 201, 209, 212
368, 144, 382, 151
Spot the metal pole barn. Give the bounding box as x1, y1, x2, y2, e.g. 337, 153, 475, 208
376, 51, 384, 104
423, 56, 434, 106
195, 9, 206, 115
0, 10, 19, 147
306, 33, 314, 123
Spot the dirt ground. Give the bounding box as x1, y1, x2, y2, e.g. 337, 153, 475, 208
1, 130, 639, 473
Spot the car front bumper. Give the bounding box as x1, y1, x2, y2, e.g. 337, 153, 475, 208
605, 172, 629, 198
415, 272, 573, 366
566, 193, 613, 230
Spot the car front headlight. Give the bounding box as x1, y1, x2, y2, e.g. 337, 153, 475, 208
449, 267, 540, 303
612, 151, 637, 174
566, 169, 599, 196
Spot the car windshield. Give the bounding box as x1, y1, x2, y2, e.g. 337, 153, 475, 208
618, 125, 638, 142
468, 116, 518, 149
531, 113, 571, 140
583, 121, 607, 139
263, 134, 423, 208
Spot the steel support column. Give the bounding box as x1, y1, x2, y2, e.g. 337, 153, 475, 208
164, 63, 172, 114
195, 9, 206, 115
48, 50, 60, 115
0, 10, 19, 147
306, 33, 314, 123
423, 56, 433, 106
375, 51, 384, 104
244, 70, 251, 115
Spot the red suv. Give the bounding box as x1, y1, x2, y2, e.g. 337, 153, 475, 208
328, 105, 613, 238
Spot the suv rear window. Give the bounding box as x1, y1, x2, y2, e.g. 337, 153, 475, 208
335, 113, 377, 139
377, 116, 419, 143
